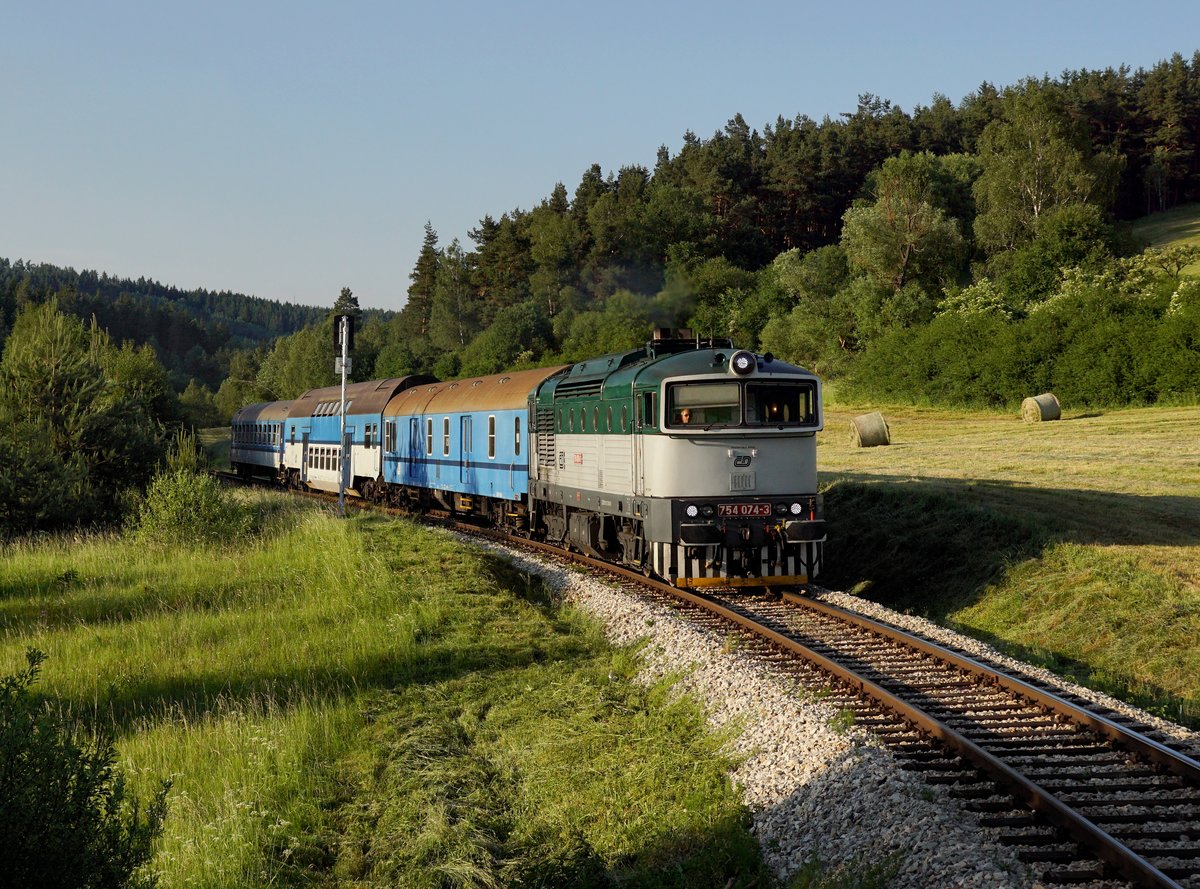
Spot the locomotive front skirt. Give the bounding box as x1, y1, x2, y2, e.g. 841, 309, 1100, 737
231, 333, 826, 590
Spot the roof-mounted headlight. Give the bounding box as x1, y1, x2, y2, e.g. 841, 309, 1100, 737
729, 350, 755, 376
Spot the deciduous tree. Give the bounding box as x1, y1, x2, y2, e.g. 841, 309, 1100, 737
841, 153, 966, 296
973, 81, 1124, 256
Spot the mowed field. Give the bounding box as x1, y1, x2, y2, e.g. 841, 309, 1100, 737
816, 400, 1200, 725
1132, 202, 1200, 275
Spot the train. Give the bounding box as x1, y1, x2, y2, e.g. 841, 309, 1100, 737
231, 329, 826, 589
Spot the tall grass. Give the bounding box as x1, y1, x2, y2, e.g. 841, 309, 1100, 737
1, 491, 777, 887
1, 496, 406, 886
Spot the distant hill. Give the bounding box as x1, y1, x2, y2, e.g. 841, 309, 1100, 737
0, 258, 329, 390
1132, 203, 1200, 276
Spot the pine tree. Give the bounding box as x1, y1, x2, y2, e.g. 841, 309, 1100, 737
404, 222, 439, 336
332, 286, 360, 318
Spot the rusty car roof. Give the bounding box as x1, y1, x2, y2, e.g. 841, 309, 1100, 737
383, 365, 567, 417
287, 375, 436, 419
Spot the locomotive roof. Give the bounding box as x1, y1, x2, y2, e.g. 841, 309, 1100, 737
383, 365, 568, 417
541, 343, 817, 401
232, 400, 293, 423
287, 375, 435, 419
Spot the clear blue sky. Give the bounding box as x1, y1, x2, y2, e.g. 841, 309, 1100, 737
2, 1, 1197, 312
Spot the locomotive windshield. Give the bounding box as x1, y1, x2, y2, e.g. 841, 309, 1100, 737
667, 380, 817, 429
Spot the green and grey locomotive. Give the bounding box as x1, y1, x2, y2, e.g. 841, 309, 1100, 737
528, 329, 825, 588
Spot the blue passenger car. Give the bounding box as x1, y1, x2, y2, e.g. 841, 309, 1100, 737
279, 377, 433, 494
379, 367, 566, 519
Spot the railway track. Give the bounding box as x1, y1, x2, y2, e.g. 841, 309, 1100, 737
700, 592, 1200, 889
481, 534, 1200, 888
219, 473, 1200, 887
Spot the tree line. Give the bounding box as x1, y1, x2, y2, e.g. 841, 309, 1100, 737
0, 258, 329, 405
238, 52, 1200, 408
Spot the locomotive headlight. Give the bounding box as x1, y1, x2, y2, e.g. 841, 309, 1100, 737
730, 350, 755, 376
685, 504, 699, 518
775, 503, 788, 516
701, 504, 716, 518
789, 502, 804, 515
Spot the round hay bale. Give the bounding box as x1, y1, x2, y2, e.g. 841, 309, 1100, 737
849, 412, 890, 447
1021, 393, 1061, 423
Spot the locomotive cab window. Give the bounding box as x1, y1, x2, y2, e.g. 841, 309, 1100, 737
668, 382, 739, 428
745, 381, 818, 427
666, 380, 819, 429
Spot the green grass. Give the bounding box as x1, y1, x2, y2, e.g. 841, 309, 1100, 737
198, 426, 230, 469
817, 401, 1200, 726
0, 492, 779, 888
952, 543, 1200, 723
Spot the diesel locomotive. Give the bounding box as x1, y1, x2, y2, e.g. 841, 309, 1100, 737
231, 329, 825, 589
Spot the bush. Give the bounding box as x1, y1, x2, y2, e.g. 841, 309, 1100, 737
845, 258, 1200, 408
0, 650, 168, 889
847, 311, 1022, 407
133, 469, 253, 547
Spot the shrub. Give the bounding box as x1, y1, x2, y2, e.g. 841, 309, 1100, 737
847, 311, 1021, 407
0, 650, 168, 889
133, 469, 254, 547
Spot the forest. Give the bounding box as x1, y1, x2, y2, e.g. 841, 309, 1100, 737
0, 259, 328, 408
2, 51, 1200, 539
226, 51, 1200, 410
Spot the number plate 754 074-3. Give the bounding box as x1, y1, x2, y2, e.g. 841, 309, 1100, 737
717, 503, 771, 517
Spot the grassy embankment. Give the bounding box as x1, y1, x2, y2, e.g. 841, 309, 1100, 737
0, 493, 773, 889
816, 400, 1200, 726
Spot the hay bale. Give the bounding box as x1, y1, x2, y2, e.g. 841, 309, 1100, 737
849, 412, 890, 447
1021, 393, 1061, 423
